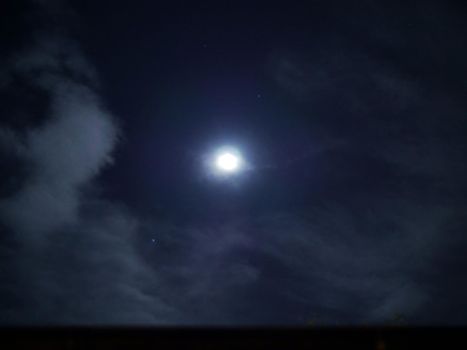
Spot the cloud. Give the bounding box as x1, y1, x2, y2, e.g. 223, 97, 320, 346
255, 3, 467, 324
0, 40, 117, 238
1, 0, 467, 326
0, 3, 175, 325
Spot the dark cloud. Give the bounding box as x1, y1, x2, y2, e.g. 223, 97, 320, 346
0, 2, 176, 325
258, 1, 467, 324
0, 38, 117, 237
139, 196, 460, 325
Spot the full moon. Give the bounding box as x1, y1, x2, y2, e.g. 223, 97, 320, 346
216, 152, 240, 172
205, 146, 246, 177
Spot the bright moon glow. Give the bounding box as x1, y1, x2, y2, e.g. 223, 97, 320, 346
216, 152, 240, 172
206, 146, 245, 177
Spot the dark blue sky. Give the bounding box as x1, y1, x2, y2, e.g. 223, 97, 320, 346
1, 0, 467, 325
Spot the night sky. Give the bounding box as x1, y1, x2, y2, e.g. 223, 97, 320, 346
1, 0, 467, 325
